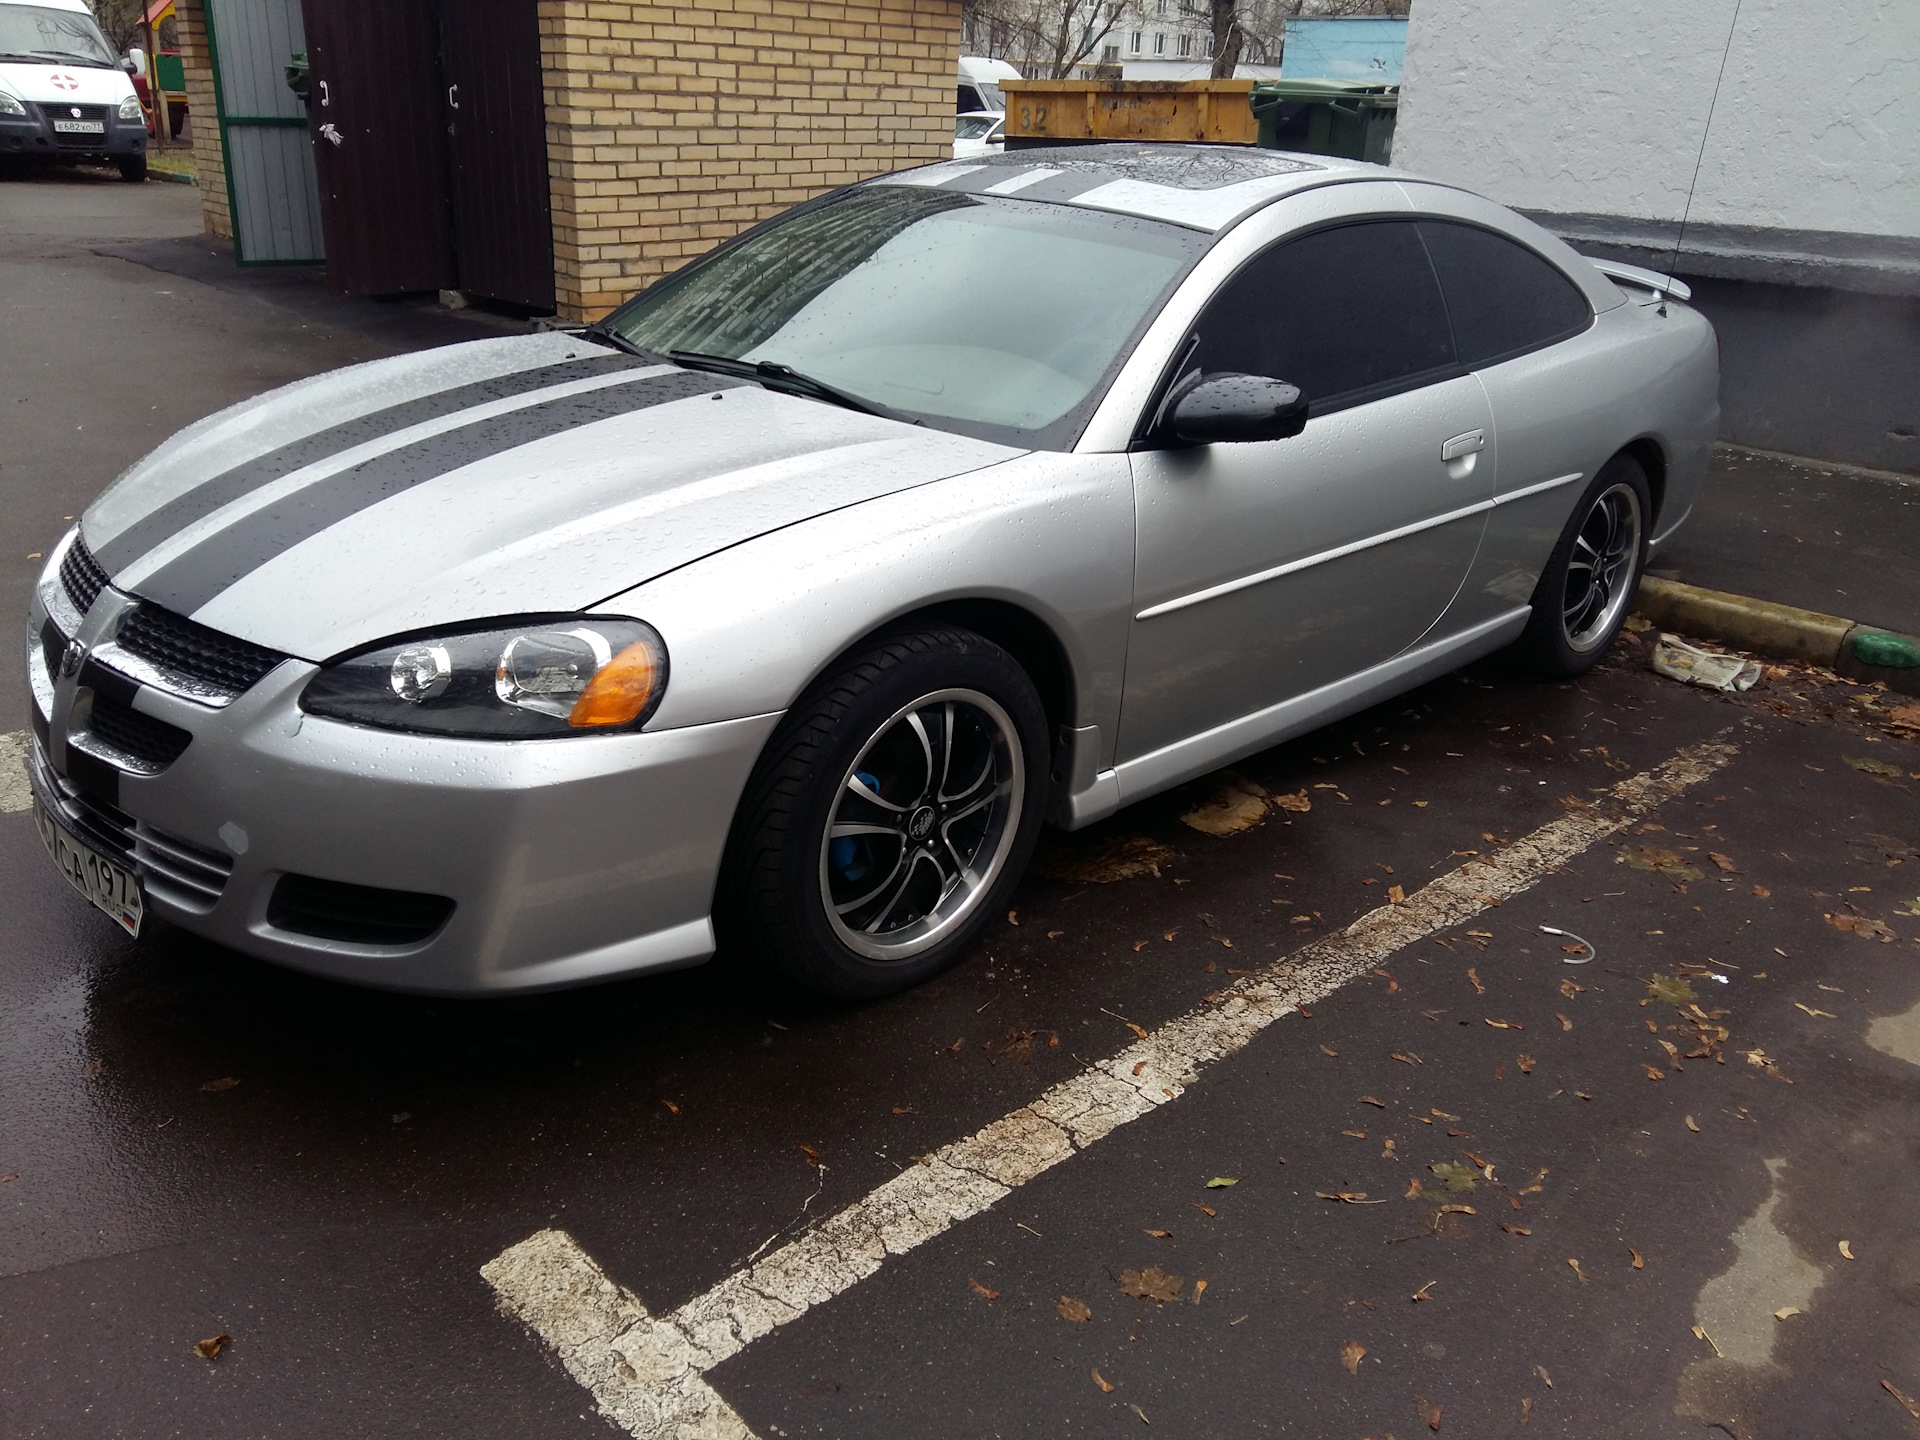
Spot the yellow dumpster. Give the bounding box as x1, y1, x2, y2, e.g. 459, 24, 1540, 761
999, 79, 1259, 150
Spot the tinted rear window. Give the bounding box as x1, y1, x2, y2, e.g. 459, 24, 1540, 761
1419, 221, 1591, 366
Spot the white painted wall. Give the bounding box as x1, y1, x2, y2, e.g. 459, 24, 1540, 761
1394, 0, 1920, 239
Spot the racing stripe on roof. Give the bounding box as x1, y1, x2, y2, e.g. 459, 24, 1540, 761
130, 369, 747, 617
94, 351, 660, 574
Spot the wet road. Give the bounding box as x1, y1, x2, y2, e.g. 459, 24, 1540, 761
6, 172, 1920, 1440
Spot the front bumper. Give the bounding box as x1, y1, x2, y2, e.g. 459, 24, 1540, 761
27, 551, 779, 994
1, 103, 145, 160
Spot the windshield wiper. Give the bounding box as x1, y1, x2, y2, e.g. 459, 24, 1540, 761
579, 323, 665, 361
27, 50, 112, 65
667, 351, 913, 422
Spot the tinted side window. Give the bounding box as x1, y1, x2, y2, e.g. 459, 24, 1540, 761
1190, 220, 1455, 412
1419, 221, 1591, 366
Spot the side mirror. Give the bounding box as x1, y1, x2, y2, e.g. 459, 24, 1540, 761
124, 47, 145, 75
1165, 372, 1309, 446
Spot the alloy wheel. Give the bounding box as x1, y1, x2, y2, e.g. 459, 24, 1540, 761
819, 688, 1024, 962
1561, 481, 1643, 651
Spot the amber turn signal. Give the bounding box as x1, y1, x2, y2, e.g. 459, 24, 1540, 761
568, 639, 661, 727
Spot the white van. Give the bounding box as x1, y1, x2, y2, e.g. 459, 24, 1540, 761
957, 55, 1019, 114
0, 0, 150, 180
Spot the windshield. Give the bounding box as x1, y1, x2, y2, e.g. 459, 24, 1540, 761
0, 4, 117, 65
605, 185, 1203, 446
954, 114, 997, 140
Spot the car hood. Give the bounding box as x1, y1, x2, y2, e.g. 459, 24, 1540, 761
83, 332, 1024, 660
0, 60, 132, 104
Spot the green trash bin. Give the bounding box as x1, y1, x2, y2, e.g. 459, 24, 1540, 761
1249, 79, 1398, 164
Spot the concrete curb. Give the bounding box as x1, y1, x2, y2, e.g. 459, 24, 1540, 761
1633, 576, 1920, 698
148, 169, 196, 185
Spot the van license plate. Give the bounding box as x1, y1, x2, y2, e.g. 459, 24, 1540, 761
33, 796, 143, 936
52, 119, 105, 134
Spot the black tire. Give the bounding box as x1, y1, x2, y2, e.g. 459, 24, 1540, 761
720, 626, 1049, 999
116, 154, 147, 183
1512, 452, 1652, 677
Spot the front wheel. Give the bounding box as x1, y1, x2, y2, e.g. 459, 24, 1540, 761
1512, 454, 1651, 677
720, 626, 1049, 999
116, 154, 147, 183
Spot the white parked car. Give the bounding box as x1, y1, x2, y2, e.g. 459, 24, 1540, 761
0, 0, 149, 180
953, 111, 1004, 160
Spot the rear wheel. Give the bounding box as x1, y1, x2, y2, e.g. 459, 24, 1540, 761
116, 154, 147, 183
721, 626, 1048, 999
1512, 453, 1650, 677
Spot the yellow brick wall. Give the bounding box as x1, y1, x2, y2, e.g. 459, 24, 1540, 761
537, 0, 961, 321
174, 0, 231, 239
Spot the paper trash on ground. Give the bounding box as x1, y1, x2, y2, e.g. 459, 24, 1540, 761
1650, 633, 1762, 692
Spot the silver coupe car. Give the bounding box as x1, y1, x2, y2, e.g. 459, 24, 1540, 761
27, 145, 1717, 998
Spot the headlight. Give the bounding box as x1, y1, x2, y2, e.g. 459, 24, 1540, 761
0, 92, 25, 117
300, 617, 668, 738
117, 94, 145, 120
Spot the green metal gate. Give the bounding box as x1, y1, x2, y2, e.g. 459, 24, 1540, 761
204, 0, 323, 263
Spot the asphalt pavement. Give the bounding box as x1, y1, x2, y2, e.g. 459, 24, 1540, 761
6, 169, 1920, 1440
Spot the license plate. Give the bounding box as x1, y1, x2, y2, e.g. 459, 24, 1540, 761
33, 796, 143, 936
52, 119, 104, 134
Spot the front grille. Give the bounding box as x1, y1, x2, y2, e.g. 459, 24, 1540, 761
80, 694, 192, 771
32, 741, 232, 911
61, 537, 111, 615
268, 875, 455, 947
45, 102, 111, 149
116, 604, 288, 698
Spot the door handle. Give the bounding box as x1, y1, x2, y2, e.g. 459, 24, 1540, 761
447, 83, 459, 109
1441, 429, 1486, 462
319, 79, 329, 107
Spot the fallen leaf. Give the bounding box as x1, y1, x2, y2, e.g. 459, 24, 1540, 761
1008, 910, 1018, 925
1883, 1380, 1920, 1420
1192, 1279, 1208, 1304
1556, 1013, 1573, 1031
1629, 1246, 1645, 1269
1317, 1191, 1385, 1204
1753, 883, 1771, 897
1181, 772, 1272, 836
1647, 974, 1697, 1006
1774, 1306, 1801, 1321
1092, 1367, 1115, 1393
1516, 1055, 1536, 1074
947, 1037, 965, 1053
1840, 1240, 1855, 1260
1643, 1064, 1667, 1082
1500, 1223, 1532, 1235
969, 1276, 999, 1299
1418, 1396, 1443, 1431
1794, 1002, 1837, 1018
1341, 1339, 1367, 1374
1467, 967, 1486, 995
1390, 1051, 1422, 1065
1534, 1364, 1554, 1388
661, 1099, 680, 1114
1428, 1161, 1477, 1192
1381, 1138, 1397, 1158
1206, 1176, 1239, 1189
1830, 913, 1896, 942
1846, 755, 1905, 777
1319, 1044, 1340, 1058
199, 1077, 239, 1092
1568, 1257, 1589, 1284
1560, 978, 1586, 998
1120, 1265, 1185, 1303
1685, 1115, 1700, 1133
1057, 1296, 1092, 1322
1275, 790, 1312, 813
1485, 1018, 1523, 1030
1360, 1095, 1386, 1108
1404, 1176, 1424, 1199
1429, 1108, 1460, 1120
194, 1334, 230, 1359
1133, 940, 1149, 951
1126, 1022, 1149, 1040
1192, 1202, 1216, 1217
1030, 836, 1176, 884
1411, 1279, 1437, 1302
1047, 929, 1064, 939
1619, 845, 1704, 881
1131, 1404, 1150, 1424
794, 1143, 820, 1164
1132, 1061, 1148, 1076
1708, 852, 1736, 872
1437, 1204, 1475, 1217
1388, 884, 1407, 905
1343, 1130, 1368, 1139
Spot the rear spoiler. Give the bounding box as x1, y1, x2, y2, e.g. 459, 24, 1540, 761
1583, 256, 1692, 303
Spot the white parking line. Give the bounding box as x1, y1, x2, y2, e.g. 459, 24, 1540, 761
483, 737, 1737, 1440
1, 732, 31, 813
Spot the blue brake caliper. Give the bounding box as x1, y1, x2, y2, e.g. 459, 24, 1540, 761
830, 770, 881, 884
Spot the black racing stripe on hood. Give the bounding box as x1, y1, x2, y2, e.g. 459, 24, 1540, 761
132, 369, 746, 617
94, 351, 659, 575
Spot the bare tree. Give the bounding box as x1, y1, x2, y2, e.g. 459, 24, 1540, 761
88, 0, 147, 55
966, 0, 1137, 79
1206, 0, 1409, 79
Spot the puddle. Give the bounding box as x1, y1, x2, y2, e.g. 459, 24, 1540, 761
1866, 994, 1920, 1066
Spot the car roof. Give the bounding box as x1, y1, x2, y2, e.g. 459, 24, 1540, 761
871, 142, 1406, 233
2, 0, 95, 12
